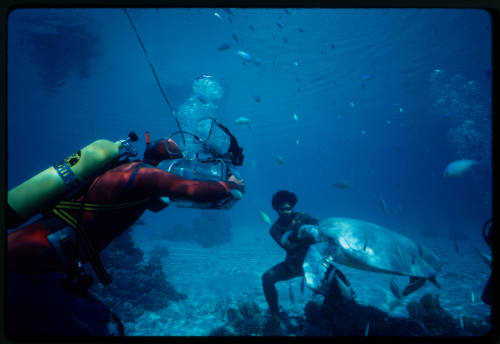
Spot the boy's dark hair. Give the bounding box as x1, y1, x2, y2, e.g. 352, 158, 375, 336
271, 190, 298, 210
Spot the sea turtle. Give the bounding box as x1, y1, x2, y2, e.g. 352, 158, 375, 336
302, 217, 442, 297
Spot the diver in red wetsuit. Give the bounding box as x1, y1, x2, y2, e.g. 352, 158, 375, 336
7, 137, 245, 337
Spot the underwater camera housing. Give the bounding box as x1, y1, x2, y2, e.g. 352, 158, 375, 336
158, 117, 243, 209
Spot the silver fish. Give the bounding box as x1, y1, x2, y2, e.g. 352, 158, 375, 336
332, 181, 351, 189
218, 42, 232, 50
443, 159, 477, 178
257, 210, 272, 225
213, 12, 223, 21
374, 193, 388, 214
235, 116, 252, 129
275, 155, 286, 165
475, 248, 491, 267
236, 50, 252, 61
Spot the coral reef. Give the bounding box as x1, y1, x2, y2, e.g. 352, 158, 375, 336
210, 290, 491, 337
160, 211, 232, 247
210, 301, 265, 336
302, 297, 428, 336
406, 293, 489, 336
89, 230, 186, 323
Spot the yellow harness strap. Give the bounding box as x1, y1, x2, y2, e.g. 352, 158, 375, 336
51, 198, 149, 286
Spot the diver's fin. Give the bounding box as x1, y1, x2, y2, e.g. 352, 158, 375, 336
402, 276, 426, 297
428, 275, 441, 289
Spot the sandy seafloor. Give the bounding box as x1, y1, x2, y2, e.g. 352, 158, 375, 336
127, 224, 491, 336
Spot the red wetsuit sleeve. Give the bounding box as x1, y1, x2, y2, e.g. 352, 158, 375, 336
132, 166, 239, 203
8, 222, 58, 272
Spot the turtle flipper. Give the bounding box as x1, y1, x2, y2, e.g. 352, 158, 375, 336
428, 275, 441, 288
402, 276, 427, 296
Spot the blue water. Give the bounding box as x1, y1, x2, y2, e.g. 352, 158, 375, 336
7, 8, 492, 335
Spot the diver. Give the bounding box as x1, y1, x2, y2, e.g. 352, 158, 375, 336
261, 190, 319, 330
7, 137, 245, 336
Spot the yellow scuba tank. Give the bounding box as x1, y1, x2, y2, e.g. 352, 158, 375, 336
8, 132, 138, 225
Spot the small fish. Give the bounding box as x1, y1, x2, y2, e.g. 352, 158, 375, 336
232, 33, 239, 41
296, 139, 300, 145
275, 155, 286, 165
349, 101, 355, 108
236, 50, 252, 61
475, 248, 492, 267
298, 27, 304, 33
254, 58, 262, 65
284, 8, 290, 14
330, 43, 335, 49
443, 159, 477, 178
283, 37, 288, 44
289, 283, 295, 304
399, 107, 403, 112
214, 12, 223, 21
254, 95, 261, 103
293, 113, 299, 121
197, 95, 208, 104
222, 8, 234, 15
300, 277, 305, 293
458, 313, 464, 329
363, 241, 367, 251
258, 210, 272, 225
471, 291, 475, 304
249, 25, 255, 31
230, 189, 243, 200
235, 116, 252, 129
332, 181, 351, 189
361, 74, 373, 81
277, 22, 284, 29
390, 279, 403, 300
293, 61, 300, 67
454, 239, 461, 255
228, 17, 232, 24
364, 321, 370, 336
135, 219, 147, 226
417, 242, 423, 257
374, 193, 388, 215
218, 42, 232, 50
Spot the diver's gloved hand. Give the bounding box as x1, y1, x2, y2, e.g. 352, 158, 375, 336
228, 174, 245, 192
298, 224, 319, 242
